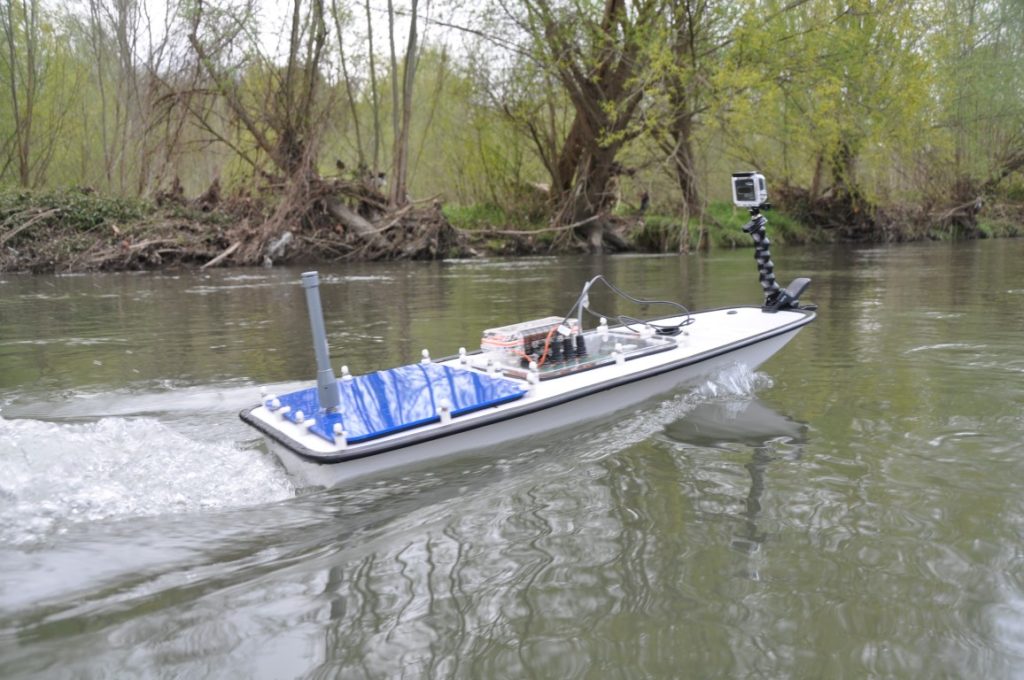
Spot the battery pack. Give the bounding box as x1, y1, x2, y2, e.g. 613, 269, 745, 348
481, 316, 564, 366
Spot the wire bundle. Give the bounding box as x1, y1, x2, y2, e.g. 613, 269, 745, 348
563, 275, 695, 338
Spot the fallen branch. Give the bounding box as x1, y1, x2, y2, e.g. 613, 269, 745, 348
325, 197, 388, 248
931, 199, 981, 223
410, 193, 443, 206
0, 208, 61, 246
127, 238, 176, 251
201, 241, 241, 269
473, 214, 600, 237
367, 204, 415, 235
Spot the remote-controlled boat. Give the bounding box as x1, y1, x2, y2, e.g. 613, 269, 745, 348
241, 180, 816, 486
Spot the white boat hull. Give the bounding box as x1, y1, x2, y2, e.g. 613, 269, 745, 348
243, 306, 814, 487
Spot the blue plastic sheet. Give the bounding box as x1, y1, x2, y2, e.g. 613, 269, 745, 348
270, 363, 527, 445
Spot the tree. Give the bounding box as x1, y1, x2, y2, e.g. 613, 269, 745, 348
1, 0, 44, 186
646, 0, 738, 216
716, 0, 929, 237
81, 0, 181, 195
500, 0, 660, 252
187, 0, 329, 179
934, 0, 1024, 197
388, 0, 419, 207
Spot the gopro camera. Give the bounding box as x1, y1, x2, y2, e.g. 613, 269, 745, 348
732, 172, 768, 208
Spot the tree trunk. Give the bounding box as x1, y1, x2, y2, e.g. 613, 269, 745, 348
670, 114, 701, 213
390, 0, 418, 208
332, 0, 365, 170
567, 148, 620, 253
554, 115, 588, 194
387, 0, 399, 197
525, 0, 651, 251
2, 0, 40, 187
810, 152, 824, 200
365, 0, 381, 172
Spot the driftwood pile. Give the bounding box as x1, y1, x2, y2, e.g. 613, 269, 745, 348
0, 178, 476, 273
185, 175, 477, 268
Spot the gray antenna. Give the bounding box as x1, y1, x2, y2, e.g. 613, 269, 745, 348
301, 271, 341, 412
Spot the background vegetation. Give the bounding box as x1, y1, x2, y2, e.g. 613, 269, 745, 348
1, 0, 1022, 268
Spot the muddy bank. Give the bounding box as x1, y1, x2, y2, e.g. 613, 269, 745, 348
0, 186, 642, 273
1, 187, 1020, 274
775, 184, 1024, 242
0, 187, 478, 274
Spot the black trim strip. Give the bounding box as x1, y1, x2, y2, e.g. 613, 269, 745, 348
240, 307, 815, 466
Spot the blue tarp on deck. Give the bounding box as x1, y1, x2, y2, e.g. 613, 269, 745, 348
271, 363, 527, 445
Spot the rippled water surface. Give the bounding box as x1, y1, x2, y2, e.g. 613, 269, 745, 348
1, 240, 1023, 677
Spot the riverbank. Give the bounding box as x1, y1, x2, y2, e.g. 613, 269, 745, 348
1, 188, 1020, 273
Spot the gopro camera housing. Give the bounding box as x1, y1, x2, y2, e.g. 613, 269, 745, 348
732, 172, 768, 208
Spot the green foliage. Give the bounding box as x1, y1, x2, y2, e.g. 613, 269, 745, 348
0, 0, 86, 188
629, 214, 683, 251
717, 0, 932, 202
0, 188, 152, 232
705, 203, 811, 246
442, 202, 548, 234
631, 203, 814, 252
1, 0, 1022, 252
442, 203, 514, 230
977, 218, 1022, 239
929, 0, 1024, 193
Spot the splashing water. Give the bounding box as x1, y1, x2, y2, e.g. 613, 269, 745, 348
691, 364, 774, 399
563, 363, 773, 465
0, 416, 294, 546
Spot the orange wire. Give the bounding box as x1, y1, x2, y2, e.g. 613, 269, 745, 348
536, 326, 559, 367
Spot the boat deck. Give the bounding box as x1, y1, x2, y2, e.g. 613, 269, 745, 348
242, 306, 814, 462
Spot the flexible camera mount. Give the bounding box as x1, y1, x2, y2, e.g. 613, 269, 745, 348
742, 205, 814, 313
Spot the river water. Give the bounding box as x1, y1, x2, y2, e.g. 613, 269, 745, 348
0, 239, 1022, 678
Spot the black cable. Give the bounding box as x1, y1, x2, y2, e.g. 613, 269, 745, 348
561, 275, 694, 335
616, 314, 695, 336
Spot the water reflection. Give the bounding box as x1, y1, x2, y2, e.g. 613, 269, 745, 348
287, 395, 811, 677
663, 399, 807, 552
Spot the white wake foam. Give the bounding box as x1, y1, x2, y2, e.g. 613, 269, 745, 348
0, 416, 294, 546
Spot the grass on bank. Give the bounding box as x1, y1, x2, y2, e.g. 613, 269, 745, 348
976, 217, 1022, 239
631, 202, 813, 251
442, 203, 532, 231
442, 203, 553, 252
8, 188, 1014, 266
443, 200, 815, 253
